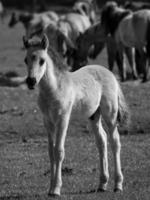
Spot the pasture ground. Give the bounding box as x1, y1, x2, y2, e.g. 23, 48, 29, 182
0, 13, 150, 200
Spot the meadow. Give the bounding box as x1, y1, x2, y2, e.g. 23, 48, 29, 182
0, 13, 150, 200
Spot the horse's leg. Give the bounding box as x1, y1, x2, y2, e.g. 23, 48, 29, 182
144, 25, 150, 82
43, 116, 56, 194
135, 49, 143, 76
124, 47, 138, 79
106, 36, 116, 71
140, 49, 148, 82
144, 40, 150, 82
116, 47, 126, 81
52, 109, 71, 196
101, 99, 123, 192
89, 109, 109, 191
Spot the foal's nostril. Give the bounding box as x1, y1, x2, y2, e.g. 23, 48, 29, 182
9, 22, 13, 27
26, 77, 36, 89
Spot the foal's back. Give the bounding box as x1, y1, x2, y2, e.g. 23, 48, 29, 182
69, 65, 119, 119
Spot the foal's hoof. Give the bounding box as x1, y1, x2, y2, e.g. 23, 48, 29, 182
48, 188, 61, 197
114, 188, 122, 193
48, 193, 60, 198
97, 184, 107, 192
133, 76, 138, 80
97, 188, 106, 192
142, 78, 148, 83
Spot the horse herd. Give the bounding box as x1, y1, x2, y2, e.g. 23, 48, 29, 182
2, 0, 150, 197
7, 0, 150, 83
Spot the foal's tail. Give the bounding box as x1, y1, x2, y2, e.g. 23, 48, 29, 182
117, 85, 130, 127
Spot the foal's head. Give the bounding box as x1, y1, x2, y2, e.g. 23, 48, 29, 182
23, 35, 49, 89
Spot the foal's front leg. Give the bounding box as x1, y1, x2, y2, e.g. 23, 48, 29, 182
51, 110, 71, 196
43, 117, 56, 194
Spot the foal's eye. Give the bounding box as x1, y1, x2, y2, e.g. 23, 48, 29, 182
24, 57, 27, 64
39, 58, 45, 66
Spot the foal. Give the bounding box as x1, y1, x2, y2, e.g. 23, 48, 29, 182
23, 34, 129, 196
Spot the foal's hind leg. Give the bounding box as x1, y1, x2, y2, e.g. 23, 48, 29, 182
101, 103, 123, 191
90, 109, 109, 191
108, 126, 123, 191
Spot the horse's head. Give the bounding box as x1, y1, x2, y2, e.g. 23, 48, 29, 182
73, 1, 90, 16
70, 23, 107, 70
70, 33, 89, 70
23, 34, 49, 89
101, 1, 131, 35
101, 1, 118, 33
73, 0, 96, 24
8, 12, 19, 27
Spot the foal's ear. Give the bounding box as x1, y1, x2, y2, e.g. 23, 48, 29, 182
23, 36, 29, 48
41, 34, 49, 50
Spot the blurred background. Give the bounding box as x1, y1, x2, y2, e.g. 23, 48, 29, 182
1, 0, 150, 10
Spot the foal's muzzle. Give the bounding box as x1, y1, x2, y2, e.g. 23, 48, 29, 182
26, 77, 36, 89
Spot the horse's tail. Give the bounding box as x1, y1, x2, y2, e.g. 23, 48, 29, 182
117, 84, 130, 127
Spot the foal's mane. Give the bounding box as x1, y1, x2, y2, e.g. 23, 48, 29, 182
101, 2, 131, 35
48, 46, 69, 72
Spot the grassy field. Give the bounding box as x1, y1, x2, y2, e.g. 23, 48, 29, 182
0, 14, 150, 200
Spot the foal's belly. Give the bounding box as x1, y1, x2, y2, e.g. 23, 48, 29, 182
71, 99, 98, 120
71, 87, 101, 120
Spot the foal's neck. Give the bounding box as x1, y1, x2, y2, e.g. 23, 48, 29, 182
39, 56, 69, 97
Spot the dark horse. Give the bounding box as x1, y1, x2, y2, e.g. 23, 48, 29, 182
70, 20, 139, 81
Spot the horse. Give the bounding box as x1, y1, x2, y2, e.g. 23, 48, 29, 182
8, 11, 59, 38
71, 21, 138, 81
72, 0, 97, 24
23, 34, 129, 196
72, 0, 107, 67
58, 12, 91, 42
124, 1, 150, 11
69, 21, 106, 70
57, 12, 91, 67
44, 23, 76, 66
30, 12, 92, 68
100, 1, 150, 82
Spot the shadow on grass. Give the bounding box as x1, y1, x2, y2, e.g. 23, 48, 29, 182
0, 71, 26, 87
0, 194, 24, 200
